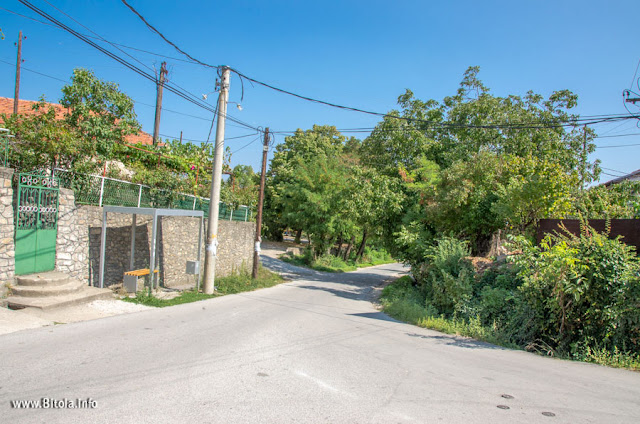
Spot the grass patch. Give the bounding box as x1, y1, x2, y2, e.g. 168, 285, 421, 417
380, 275, 640, 370
280, 253, 355, 272
380, 276, 515, 348
281, 247, 395, 273
122, 266, 284, 308
122, 290, 218, 308
573, 346, 640, 371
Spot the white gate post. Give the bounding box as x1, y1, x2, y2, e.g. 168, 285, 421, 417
98, 176, 105, 207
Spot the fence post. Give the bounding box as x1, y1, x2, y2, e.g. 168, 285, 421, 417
137, 184, 142, 207
99, 176, 105, 207
244, 207, 248, 222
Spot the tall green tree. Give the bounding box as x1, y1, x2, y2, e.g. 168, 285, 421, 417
363, 66, 600, 254
264, 125, 348, 240
61, 68, 140, 158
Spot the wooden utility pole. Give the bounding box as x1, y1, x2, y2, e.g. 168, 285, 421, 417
152, 61, 168, 145
252, 127, 270, 279
13, 31, 24, 115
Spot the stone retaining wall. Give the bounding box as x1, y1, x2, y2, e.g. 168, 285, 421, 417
0, 172, 255, 289
0, 167, 15, 293
56, 192, 255, 287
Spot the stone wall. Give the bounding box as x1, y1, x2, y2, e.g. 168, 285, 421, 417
0, 167, 15, 291
55, 190, 255, 288
158, 217, 256, 287
56, 189, 88, 282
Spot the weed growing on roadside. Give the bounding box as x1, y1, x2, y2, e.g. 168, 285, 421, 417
122, 266, 284, 307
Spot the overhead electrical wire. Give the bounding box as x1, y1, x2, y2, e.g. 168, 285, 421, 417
232, 135, 262, 154
9, 1, 640, 139
17, 0, 639, 135
120, 0, 218, 70
595, 143, 640, 149
0, 6, 214, 66
0, 58, 68, 83
16, 0, 261, 134
6, 48, 639, 149
119, 0, 640, 132
41, 0, 155, 74
0, 57, 254, 137
159, 132, 259, 143
600, 166, 630, 176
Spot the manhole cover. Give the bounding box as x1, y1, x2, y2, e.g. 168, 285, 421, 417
542, 412, 556, 417
497, 405, 510, 410
501, 394, 514, 399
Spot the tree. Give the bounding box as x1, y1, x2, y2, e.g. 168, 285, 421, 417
222, 164, 258, 209
61, 68, 140, 158
278, 154, 351, 256
264, 125, 348, 241
363, 66, 600, 254
1, 99, 95, 174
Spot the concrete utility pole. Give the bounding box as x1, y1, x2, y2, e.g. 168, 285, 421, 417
252, 127, 270, 279
152, 61, 168, 145
13, 31, 24, 115
202, 67, 230, 294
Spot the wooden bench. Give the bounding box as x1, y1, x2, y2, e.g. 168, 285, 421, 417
123, 269, 159, 293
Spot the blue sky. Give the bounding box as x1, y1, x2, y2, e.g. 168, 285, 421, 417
1, 0, 639, 182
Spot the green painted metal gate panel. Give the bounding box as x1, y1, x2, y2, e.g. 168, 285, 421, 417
14, 173, 59, 275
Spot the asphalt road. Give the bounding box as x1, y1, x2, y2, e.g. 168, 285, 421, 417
1, 260, 639, 423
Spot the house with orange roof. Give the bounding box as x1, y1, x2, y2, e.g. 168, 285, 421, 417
0, 96, 153, 145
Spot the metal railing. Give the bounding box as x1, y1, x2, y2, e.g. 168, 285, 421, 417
54, 168, 253, 221
0, 128, 14, 168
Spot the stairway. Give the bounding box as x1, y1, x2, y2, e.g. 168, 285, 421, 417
6, 271, 113, 310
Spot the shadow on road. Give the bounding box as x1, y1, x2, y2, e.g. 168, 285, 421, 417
348, 312, 400, 322
405, 332, 506, 350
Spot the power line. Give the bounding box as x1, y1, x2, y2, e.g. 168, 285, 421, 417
120, 0, 640, 131
595, 143, 640, 149
16, 0, 261, 134
0, 58, 68, 83
0, 6, 210, 65
16, 1, 210, 110
11, 2, 640, 135
232, 135, 262, 154
600, 166, 630, 176
595, 132, 640, 139
159, 131, 259, 143
0, 57, 255, 136
120, 0, 218, 70
41, 0, 155, 74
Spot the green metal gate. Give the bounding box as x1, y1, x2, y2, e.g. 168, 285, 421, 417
14, 172, 60, 275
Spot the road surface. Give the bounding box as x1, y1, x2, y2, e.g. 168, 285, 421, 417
1, 260, 639, 423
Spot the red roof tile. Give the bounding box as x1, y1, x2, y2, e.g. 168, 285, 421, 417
0, 96, 154, 145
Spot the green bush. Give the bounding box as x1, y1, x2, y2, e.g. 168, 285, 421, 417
417, 236, 474, 316
509, 222, 640, 355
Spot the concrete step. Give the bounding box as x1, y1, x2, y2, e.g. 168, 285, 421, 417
10, 279, 85, 298
16, 271, 70, 287
7, 286, 114, 310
